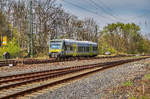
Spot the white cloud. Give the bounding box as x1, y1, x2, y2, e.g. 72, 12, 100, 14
58, 0, 150, 33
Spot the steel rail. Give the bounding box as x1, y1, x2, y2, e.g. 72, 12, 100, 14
0, 55, 137, 67
0, 57, 148, 99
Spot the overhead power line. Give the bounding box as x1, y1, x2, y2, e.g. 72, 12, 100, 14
88, 0, 126, 21
63, 0, 115, 21
96, 0, 119, 16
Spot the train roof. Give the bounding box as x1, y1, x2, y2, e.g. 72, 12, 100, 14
51, 39, 97, 45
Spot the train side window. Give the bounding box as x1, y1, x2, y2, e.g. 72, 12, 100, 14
85, 47, 86, 52
65, 45, 73, 51
78, 46, 82, 52
78, 46, 86, 52
81, 47, 84, 52
93, 46, 97, 51
78, 47, 80, 52
96, 47, 98, 50
66, 45, 70, 51
87, 47, 90, 52
63, 42, 67, 50
70, 46, 73, 51
86, 47, 89, 52
83, 47, 86, 52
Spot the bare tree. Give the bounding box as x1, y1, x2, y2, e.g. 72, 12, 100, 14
0, 0, 100, 55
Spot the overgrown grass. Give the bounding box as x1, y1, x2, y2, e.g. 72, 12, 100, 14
122, 80, 133, 86
144, 74, 150, 80
129, 96, 150, 99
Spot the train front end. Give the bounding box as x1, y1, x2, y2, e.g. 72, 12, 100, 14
49, 40, 64, 58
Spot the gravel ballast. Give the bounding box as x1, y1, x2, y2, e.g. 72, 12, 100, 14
29, 58, 150, 99
0, 57, 133, 77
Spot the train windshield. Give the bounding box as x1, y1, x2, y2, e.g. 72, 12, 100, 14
50, 41, 62, 49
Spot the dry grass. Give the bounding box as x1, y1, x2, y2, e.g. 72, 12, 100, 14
104, 62, 150, 99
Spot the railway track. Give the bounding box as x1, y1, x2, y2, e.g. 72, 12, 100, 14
0, 60, 17, 67
0, 57, 149, 99
0, 55, 136, 67
0, 59, 54, 67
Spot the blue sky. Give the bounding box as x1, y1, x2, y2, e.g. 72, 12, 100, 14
57, 0, 150, 34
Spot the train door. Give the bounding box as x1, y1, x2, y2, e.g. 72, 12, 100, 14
89, 44, 93, 56
62, 41, 66, 56
73, 44, 77, 56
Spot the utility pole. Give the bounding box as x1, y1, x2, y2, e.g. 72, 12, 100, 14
95, 25, 98, 42
29, 0, 33, 57
0, 32, 2, 46
53, 20, 57, 39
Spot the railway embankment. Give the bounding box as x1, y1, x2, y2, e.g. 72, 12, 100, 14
0, 57, 136, 77
30, 58, 150, 99
0, 57, 149, 99
103, 59, 150, 98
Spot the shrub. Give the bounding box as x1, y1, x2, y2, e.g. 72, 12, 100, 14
144, 74, 150, 80
0, 38, 20, 59
98, 40, 117, 55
